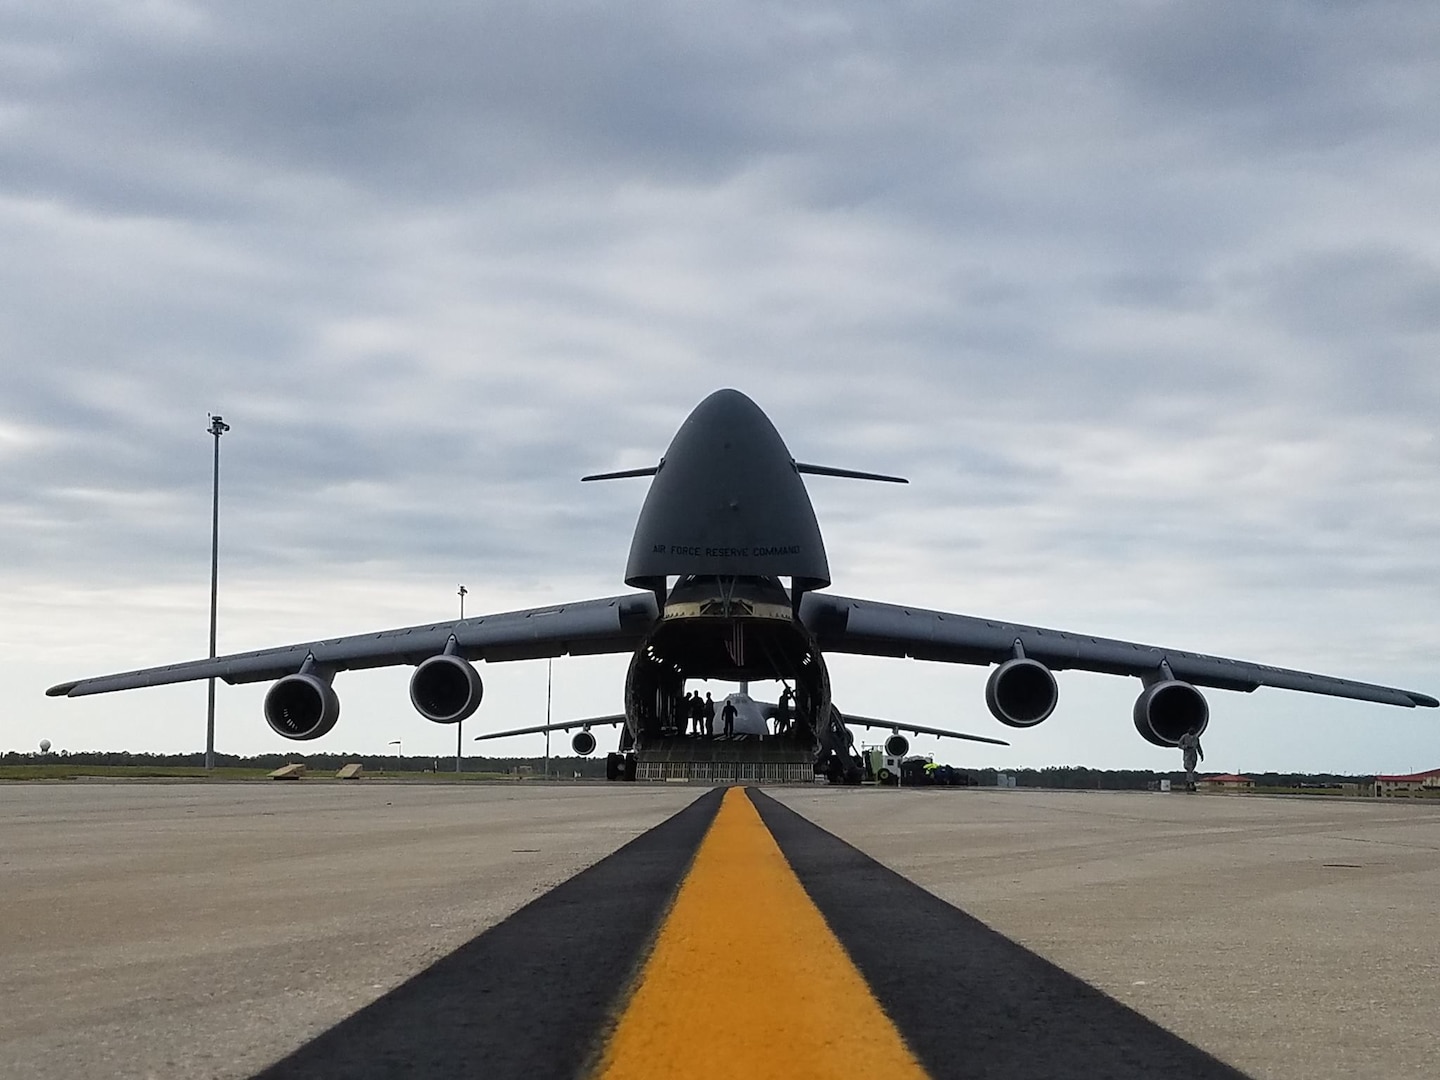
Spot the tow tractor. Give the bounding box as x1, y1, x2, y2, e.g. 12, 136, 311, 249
862, 746, 974, 786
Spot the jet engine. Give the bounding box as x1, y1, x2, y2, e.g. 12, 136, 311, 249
264, 672, 340, 741
571, 730, 597, 756
409, 654, 484, 724
1133, 680, 1209, 747
985, 658, 1059, 728
884, 733, 910, 758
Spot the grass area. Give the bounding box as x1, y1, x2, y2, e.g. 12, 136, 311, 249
0, 764, 272, 781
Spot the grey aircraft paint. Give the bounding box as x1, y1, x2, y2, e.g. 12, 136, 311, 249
47, 388, 1436, 782
623, 389, 830, 599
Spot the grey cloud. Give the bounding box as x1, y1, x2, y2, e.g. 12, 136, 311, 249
2, 1, 1437, 765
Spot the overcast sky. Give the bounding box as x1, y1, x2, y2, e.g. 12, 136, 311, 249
3, 1, 1437, 773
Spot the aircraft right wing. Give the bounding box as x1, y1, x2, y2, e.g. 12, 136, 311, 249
472, 714, 626, 741
839, 713, 1010, 746
799, 592, 1438, 708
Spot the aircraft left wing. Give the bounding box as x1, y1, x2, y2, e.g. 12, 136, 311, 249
47, 593, 660, 698
799, 592, 1438, 708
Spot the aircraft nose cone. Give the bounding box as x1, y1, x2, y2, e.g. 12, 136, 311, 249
625, 390, 830, 593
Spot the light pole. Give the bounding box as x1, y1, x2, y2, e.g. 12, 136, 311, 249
389, 739, 402, 775
544, 657, 552, 778
455, 585, 467, 774
205, 414, 230, 771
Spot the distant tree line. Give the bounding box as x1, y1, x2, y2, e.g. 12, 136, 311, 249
2, 749, 610, 777
967, 766, 1371, 789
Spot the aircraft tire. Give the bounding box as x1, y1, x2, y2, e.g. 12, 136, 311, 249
622, 754, 638, 782
605, 752, 621, 782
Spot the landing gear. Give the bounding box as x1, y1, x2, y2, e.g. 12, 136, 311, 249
603, 751, 640, 781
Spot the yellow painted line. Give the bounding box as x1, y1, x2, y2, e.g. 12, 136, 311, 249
594, 787, 931, 1080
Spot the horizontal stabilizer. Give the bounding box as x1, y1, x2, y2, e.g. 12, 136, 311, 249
795, 462, 907, 484
581, 466, 660, 482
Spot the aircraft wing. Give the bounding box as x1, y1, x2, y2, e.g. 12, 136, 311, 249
473, 714, 626, 741
839, 713, 1010, 746
800, 593, 1438, 709
747, 698, 1010, 746
47, 593, 660, 698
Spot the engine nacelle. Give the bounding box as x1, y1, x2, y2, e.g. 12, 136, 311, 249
264, 673, 340, 741
571, 730, 597, 756
985, 658, 1058, 728
884, 733, 910, 758
1133, 680, 1209, 747
409, 654, 484, 724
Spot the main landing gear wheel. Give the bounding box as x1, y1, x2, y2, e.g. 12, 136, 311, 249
605, 752, 622, 781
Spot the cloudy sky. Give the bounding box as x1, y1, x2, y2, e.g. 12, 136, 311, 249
3, 1, 1437, 773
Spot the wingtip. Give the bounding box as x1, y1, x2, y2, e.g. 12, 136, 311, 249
46, 682, 78, 698
1412, 693, 1440, 708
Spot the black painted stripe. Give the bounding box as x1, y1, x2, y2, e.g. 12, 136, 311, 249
253, 788, 723, 1080
749, 789, 1251, 1080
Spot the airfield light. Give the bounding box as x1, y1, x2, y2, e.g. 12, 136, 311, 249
205, 413, 230, 771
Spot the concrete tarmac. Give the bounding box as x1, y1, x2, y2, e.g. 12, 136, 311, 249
772, 786, 1440, 1080
2, 782, 1437, 1078
0, 782, 702, 1080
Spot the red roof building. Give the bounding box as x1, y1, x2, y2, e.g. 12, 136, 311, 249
1199, 773, 1254, 790
1374, 768, 1440, 797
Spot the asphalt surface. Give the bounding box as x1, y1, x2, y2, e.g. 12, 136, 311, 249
257, 787, 725, 1079
753, 790, 1244, 1079
3, 782, 1437, 1079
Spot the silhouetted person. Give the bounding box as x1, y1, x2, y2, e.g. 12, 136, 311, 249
689, 691, 704, 736
775, 686, 793, 737
722, 698, 737, 738
1179, 730, 1203, 791
703, 692, 715, 736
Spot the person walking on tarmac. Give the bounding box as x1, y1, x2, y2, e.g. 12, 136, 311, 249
721, 697, 737, 738
1179, 729, 1204, 791
703, 692, 716, 736
689, 691, 705, 736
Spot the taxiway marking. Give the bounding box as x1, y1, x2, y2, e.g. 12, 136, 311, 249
595, 787, 928, 1080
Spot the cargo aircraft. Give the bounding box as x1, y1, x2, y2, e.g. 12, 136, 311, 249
48, 390, 1436, 781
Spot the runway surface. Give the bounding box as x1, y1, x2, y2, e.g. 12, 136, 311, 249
2, 783, 1437, 1078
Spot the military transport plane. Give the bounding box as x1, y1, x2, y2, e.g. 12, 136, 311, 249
48, 389, 1436, 782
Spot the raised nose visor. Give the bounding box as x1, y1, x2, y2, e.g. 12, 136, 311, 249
625, 389, 830, 597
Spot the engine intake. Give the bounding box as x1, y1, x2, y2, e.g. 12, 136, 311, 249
1133, 680, 1209, 747
884, 733, 910, 758
985, 658, 1058, 728
264, 673, 340, 741
409, 654, 484, 724
571, 730, 597, 756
